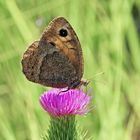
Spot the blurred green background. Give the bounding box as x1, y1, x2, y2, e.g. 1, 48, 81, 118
0, 0, 140, 140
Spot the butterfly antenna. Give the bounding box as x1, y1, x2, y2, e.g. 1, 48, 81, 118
84, 72, 104, 83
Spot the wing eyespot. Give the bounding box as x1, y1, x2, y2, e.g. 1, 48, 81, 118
59, 29, 68, 37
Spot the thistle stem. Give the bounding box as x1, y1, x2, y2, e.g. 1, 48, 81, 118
47, 116, 77, 140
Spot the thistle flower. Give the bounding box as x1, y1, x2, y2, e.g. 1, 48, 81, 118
40, 88, 92, 117
40, 88, 93, 140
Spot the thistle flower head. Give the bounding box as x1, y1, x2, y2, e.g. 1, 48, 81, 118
40, 88, 92, 117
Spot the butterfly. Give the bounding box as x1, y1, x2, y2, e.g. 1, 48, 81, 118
21, 17, 89, 89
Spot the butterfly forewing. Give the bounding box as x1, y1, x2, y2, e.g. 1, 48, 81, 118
21, 17, 84, 88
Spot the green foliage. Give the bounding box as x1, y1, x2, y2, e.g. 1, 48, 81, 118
0, 0, 140, 140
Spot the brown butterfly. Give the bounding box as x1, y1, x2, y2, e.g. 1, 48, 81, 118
21, 17, 89, 89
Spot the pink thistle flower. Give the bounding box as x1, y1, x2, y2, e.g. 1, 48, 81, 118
40, 88, 92, 117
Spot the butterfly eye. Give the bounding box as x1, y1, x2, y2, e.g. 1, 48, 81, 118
59, 29, 68, 37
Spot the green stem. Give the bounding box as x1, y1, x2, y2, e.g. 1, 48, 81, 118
47, 116, 77, 140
